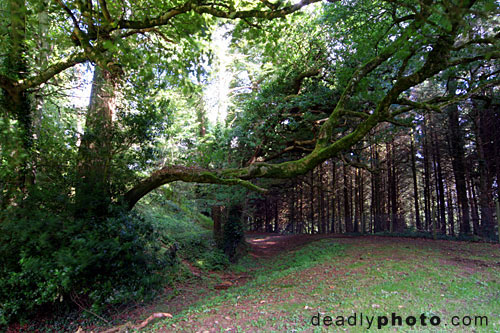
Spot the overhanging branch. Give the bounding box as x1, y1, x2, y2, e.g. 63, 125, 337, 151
124, 165, 267, 209
124, 0, 493, 210
18, 52, 88, 90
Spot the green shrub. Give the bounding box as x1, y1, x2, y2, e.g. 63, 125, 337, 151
0, 205, 171, 325
137, 200, 229, 271
195, 249, 230, 271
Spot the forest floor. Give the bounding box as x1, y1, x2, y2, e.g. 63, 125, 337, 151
13, 234, 500, 332
141, 234, 500, 332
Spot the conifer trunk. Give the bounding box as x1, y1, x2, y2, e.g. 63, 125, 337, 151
447, 99, 471, 235
410, 136, 422, 230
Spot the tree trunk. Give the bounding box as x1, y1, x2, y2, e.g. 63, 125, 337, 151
432, 130, 447, 235
343, 164, 353, 233
467, 168, 481, 235
75, 67, 118, 218
422, 118, 432, 231
274, 199, 279, 232
447, 183, 455, 236
359, 168, 365, 234
298, 178, 303, 233
331, 160, 337, 233
290, 180, 296, 233
410, 135, 422, 230
389, 141, 399, 231
319, 164, 325, 233
212, 205, 223, 244
371, 144, 383, 232
310, 169, 315, 234
473, 105, 495, 239
1, 0, 32, 208
387, 142, 394, 232
447, 99, 471, 235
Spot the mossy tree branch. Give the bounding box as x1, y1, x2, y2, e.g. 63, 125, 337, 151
124, 0, 497, 209
124, 166, 267, 209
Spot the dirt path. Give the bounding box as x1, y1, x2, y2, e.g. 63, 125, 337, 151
245, 232, 343, 257
109, 235, 500, 332
154, 235, 500, 332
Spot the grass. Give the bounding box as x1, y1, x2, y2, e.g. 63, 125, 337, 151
146, 237, 500, 332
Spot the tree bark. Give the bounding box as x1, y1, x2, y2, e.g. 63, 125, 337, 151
343, 164, 353, 233
422, 117, 432, 231
473, 104, 495, 239
410, 135, 422, 230
432, 130, 447, 234
75, 67, 118, 217
447, 97, 471, 235
310, 170, 315, 234
467, 167, 481, 235
330, 160, 337, 233
1, 0, 32, 207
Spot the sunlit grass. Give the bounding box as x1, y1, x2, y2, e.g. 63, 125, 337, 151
147, 238, 500, 332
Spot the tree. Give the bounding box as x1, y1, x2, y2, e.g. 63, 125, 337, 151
447, 81, 471, 235
0, 0, 323, 208
127, 0, 500, 208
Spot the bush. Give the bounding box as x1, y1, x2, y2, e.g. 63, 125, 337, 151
138, 199, 230, 271
0, 205, 171, 325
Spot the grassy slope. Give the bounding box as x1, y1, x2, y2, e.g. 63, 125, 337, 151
147, 237, 500, 332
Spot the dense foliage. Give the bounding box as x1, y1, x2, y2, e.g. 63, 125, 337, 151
0, 206, 168, 324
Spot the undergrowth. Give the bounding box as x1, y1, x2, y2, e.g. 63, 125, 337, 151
1, 191, 225, 328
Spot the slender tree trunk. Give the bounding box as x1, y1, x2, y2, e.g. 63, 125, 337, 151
432, 130, 447, 234
473, 105, 495, 239
496, 200, 500, 243
371, 144, 382, 232
331, 160, 337, 233
410, 135, 422, 230
467, 168, 481, 235
447, 183, 455, 236
354, 168, 359, 233
447, 96, 471, 235
274, 199, 279, 232
387, 142, 394, 232
310, 170, 315, 234
422, 118, 432, 231
326, 181, 330, 233
337, 183, 343, 233
390, 142, 399, 231
290, 180, 296, 233
265, 197, 270, 232
299, 179, 303, 233
343, 164, 353, 233
359, 168, 365, 234
319, 164, 324, 233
